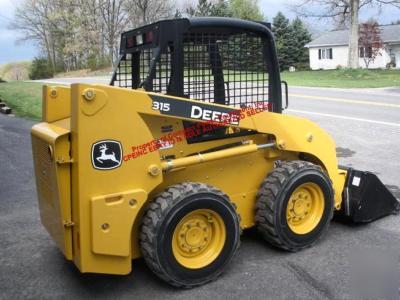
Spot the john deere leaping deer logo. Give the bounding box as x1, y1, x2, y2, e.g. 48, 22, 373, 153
91, 140, 122, 170
97, 144, 119, 164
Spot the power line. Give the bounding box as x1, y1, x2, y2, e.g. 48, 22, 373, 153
0, 13, 12, 21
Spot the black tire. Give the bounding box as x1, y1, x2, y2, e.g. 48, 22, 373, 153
255, 160, 334, 252
140, 182, 241, 288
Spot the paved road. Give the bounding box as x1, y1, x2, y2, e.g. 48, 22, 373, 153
1, 79, 400, 299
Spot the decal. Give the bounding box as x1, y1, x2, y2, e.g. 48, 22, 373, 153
150, 95, 240, 125
152, 100, 170, 112
123, 101, 271, 161
352, 176, 361, 187
91, 140, 123, 170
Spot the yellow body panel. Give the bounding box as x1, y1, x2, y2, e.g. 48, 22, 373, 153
42, 86, 71, 123
31, 120, 73, 260
31, 84, 347, 275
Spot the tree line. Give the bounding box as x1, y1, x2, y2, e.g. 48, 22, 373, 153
8, 0, 400, 80
12, 0, 313, 79
12, 0, 173, 76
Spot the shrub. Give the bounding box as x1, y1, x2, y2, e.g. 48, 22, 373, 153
294, 62, 310, 71
87, 54, 98, 71
29, 58, 54, 80
386, 62, 396, 69
335, 68, 379, 79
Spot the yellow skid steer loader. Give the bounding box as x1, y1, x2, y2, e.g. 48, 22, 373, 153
31, 18, 399, 287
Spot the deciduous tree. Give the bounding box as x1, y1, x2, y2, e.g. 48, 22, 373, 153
128, 0, 174, 26
185, 0, 263, 20
359, 20, 383, 68
12, 0, 176, 72
98, 0, 129, 67
185, 0, 232, 17
229, 0, 264, 21
12, 0, 57, 73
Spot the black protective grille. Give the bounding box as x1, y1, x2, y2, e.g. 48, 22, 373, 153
112, 48, 171, 93
111, 30, 269, 108
113, 53, 134, 88
183, 31, 269, 107
154, 49, 171, 93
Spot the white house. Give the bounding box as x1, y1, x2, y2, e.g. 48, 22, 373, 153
305, 24, 400, 70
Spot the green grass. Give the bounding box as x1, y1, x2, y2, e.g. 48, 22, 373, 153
281, 69, 400, 88
0, 69, 398, 120
0, 82, 42, 120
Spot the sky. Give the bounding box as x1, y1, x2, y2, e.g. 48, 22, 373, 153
0, 0, 35, 64
0, 0, 400, 65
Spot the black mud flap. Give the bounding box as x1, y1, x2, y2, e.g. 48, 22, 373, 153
338, 168, 400, 223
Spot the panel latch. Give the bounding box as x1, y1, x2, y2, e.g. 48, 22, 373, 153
63, 220, 75, 228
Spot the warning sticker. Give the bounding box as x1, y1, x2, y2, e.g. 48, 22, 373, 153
352, 176, 361, 187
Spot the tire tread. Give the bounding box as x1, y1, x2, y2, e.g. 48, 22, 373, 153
140, 182, 241, 288
255, 160, 333, 252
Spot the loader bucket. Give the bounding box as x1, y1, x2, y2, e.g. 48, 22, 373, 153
339, 168, 400, 223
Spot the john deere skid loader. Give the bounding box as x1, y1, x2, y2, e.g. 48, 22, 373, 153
31, 18, 399, 287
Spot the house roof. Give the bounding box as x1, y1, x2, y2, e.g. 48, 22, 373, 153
305, 24, 400, 48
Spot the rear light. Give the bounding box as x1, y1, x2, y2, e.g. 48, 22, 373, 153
126, 31, 153, 48
146, 31, 153, 43
126, 36, 136, 48
136, 34, 143, 45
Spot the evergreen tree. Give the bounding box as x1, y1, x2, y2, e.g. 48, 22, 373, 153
289, 18, 312, 69
272, 13, 312, 70
272, 12, 291, 70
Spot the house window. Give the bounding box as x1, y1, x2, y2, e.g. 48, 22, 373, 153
318, 48, 333, 60
359, 47, 372, 58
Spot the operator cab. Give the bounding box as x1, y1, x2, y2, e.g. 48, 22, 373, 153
110, 17, 286, 142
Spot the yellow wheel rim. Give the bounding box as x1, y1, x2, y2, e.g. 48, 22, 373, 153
172, 209, 226, 269
286, 183, 325, 235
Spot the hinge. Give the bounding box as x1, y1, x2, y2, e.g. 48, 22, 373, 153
57, 157, 74, 164
63, 220, 75, 228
